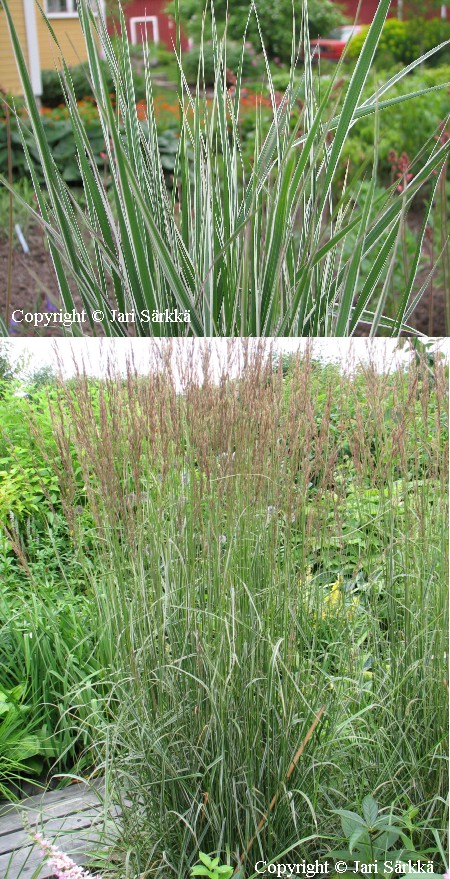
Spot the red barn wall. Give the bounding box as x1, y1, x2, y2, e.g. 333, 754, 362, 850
340, 0, 392, 22
108, 0, 189, 51
340, 0, 446, 21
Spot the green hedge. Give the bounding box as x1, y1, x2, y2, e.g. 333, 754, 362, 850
41, 61, 115, 107
183, 41, 261, 86
348, 17, 450, 66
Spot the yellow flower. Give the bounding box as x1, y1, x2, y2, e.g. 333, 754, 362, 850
299, 565, 313, 586
322, 574, 343, 619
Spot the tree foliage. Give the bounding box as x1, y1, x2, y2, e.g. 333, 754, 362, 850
172, 0, 344, 63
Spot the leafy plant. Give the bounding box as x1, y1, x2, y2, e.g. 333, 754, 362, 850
191, 852, 233, 879
340, 69, 450, 180
0, 585, 105, 787
0, 381, 105, 790
183, 40, 260, 85
0, 683, 55, 800
0, 177, 35, 240
328, 796, 442, 877
40, 61, 115, 108
0, 111, 181, 187
347, 17, 450, 66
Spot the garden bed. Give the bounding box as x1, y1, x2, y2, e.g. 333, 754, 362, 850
2, 221, 445, 336
1, 228, 60, 331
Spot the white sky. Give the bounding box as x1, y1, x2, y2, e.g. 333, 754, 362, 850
4, 338, 449, 382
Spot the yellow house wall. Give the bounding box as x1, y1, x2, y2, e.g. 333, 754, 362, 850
0, 0, 28, 96
37, 16, 89, 71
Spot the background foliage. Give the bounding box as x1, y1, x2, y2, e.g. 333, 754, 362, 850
347, 17, 450, 65
171, 0, 343, 64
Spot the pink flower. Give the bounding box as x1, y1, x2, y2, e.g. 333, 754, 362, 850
33, 832, 99, 879
396, 172, 413, 192
397, 151, 410, 173
388, 149, 414, 191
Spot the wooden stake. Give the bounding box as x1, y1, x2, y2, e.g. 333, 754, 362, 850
238, 704, 326, 865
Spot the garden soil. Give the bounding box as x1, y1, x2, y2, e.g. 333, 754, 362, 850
0, 224, 446, 337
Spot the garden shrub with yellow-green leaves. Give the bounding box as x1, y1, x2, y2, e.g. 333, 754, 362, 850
347, 16, 450, 66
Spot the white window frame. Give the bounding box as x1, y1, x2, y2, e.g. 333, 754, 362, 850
45, 0, 103, 18
130, 16, 160, 45
45, 0, 78, 18
23, 0, 43, 94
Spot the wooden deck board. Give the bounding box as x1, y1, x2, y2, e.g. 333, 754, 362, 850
0, 781, 105, 836
0, 834, 103, 879
0, 782, 117, 879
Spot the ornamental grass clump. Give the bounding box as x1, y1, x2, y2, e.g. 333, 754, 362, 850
29, 341, 446, 878
0, 0, 449, 335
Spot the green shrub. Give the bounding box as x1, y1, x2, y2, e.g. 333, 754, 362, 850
41, 61, 115, 107
183, 41, 260, 85
407, 16, 450, 65
169, 0, 343, 64
340, 65, 450, 180
348, 16, 450, 66
381, 18, 410, 63
269, 69, 305, 92
154, 46, 178, 67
